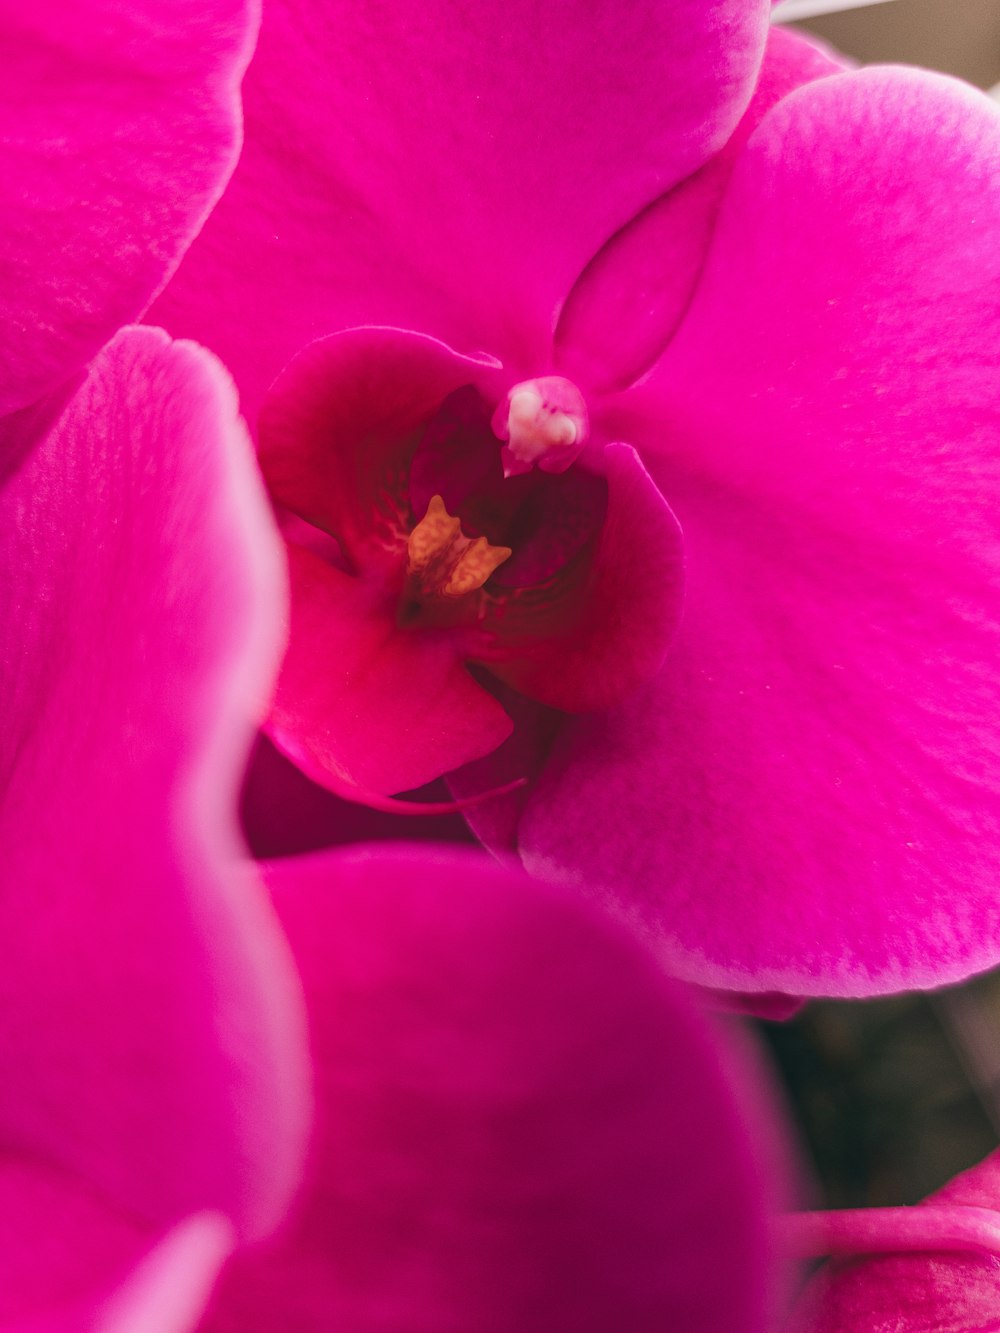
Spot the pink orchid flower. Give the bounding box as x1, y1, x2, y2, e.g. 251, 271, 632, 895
196, 844, 786, 1333
785, 1149, 1000, 1331
2, 5, 802, 1325
155, 0, 1000, 1003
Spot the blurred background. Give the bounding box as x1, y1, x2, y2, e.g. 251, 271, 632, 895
789, 0, 1000, 91
764, 0, 1000, 1209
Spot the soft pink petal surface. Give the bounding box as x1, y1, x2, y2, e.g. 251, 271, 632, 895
789, 1153, 1000, 1332
0, 0, 257, 417
152, 0, 770, 423
202, 847, 778, 1333
520, 69, 1000, 996
269, 544, 513, 795
0, 328, 308, 1266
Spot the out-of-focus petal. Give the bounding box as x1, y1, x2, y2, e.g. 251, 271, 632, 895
0, 328, 308, 1246
520, 70, 1000, 997
788, 1152, 1000, 1332
259, 327, 499, 574
0, 0, 258, 418
269, 544, 513, 796
0, 1186, 230, 1333
201, 846, 780, 1333
555, 25, 844, 396
151, 0, 771, 423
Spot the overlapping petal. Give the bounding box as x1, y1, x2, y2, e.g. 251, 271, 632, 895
0, 326, 309, 1324
555, 25, 845, 396
200, 847, 781, 1333
0, 0, 258, 418
151, 0, 772, 423
788, 1153, 1000, 1331
518, 68, 1000, 995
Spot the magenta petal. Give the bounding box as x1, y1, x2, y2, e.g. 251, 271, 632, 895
555, 26, 844, 395
269, 544, 513, 797
788, 1152, 1000, 1332
0, 328, 308, 1246
0, 1, 257, 418
521, 70, 1000, 997
152, 0, 770, 421
202, 847, 780, 1333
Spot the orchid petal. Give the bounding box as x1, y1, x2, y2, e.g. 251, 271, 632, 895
0, 0, 257, 418
0, 328, 308, 1252
202, 847, 779, 1333
151, 0, 771, 424
519, 69, 1000, 996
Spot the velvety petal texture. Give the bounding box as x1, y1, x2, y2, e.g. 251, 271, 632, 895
0, 327, 309, 1321
202, 847, 780, 1333
519, 69, 1000, 996
152, 0, 771, 423
0, 0, 258, 418
788, 1153, 1000, 1332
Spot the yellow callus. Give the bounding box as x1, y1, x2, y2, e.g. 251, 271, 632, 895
407, 494, 511, 597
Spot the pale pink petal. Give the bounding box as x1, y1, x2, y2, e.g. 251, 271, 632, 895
268, 544, 513, 796
788, 1152, 1000, 1332
151, 0, 770, 424
202, 847, 780, 1333
519, 70, 1000, 996
0, 328, 308, 1245
555, 25, 845, 395
0, 1, 257, 418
